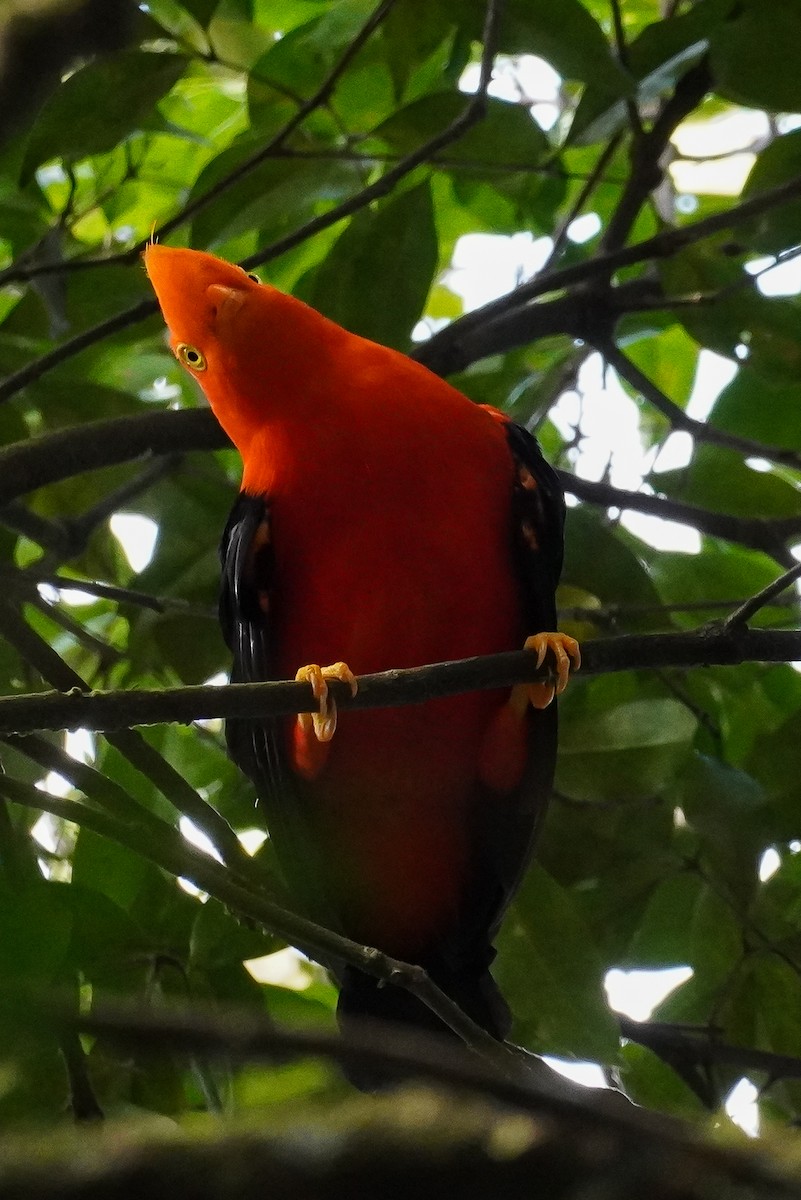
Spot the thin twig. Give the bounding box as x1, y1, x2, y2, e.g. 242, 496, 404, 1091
541, 134, 623, 272
0, 627, 800, 736
239, 0, 502, 274
599, 338, 801, 472
722, 562, 801, 631
419, 168, 801, 375
0, 566, 214, 618
0, 602, 258, 883
157, 0, 403, 246
0, 776, 512, 1072
0, 0, 502, 405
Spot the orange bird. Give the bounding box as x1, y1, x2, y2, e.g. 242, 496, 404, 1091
145, 245, 579, 1046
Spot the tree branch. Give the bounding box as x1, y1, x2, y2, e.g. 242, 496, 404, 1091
1, 408, 799, 564
0, 0, 501, 405
0, 627, 799, 735
562, 473, 801, 566
598, 339, 801, 472
417, 169, 801, 376
0, 775, 522, 1080
0, 602, 257, 881
723, 562, 801, 631
620, 1016, 801, 1088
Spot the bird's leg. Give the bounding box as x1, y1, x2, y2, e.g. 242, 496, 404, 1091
522, 632, 581, 710
478, 633, 580, 793
293, 662, 358, 780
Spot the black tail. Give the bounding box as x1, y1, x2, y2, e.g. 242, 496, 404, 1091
336, 962, 510, 1089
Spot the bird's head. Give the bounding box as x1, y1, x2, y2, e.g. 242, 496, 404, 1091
144, 244, 342, 459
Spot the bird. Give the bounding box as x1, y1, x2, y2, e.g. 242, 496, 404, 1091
145, 244, 579, 1056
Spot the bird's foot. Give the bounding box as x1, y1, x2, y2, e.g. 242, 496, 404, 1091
521, 632, 581, 709
295, 662, 358, 742
478, 632, 580, 793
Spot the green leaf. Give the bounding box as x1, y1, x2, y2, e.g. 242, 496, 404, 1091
495, 865, 620, 1061
144, 0, 211, 51
300, 180, 438, 349
619, 1042, 708, 1117
625, 871, 704, 967
652, 884, 743, 1023
653, 445, 801, 519
189, 898, 279, 970
562, 507, 663, 614
380, 0, 459, 99
557, 698, 697, 803
649, 541, 783, 623
502, 0, 632, 95
188, 137, 358, 248
0, 881, 73, 983
678, 754, 766, 902
740, 130, 801, 255
711, 0, 801, 112
571, 0, 735, 144
710, 367, 801, 450
249, 0, 378, 96
746, 709, 801, 842
21, 51, 188, 184
72, 828, 157, 913
372, 92, 550, 170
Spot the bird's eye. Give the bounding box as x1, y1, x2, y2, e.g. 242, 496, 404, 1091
176, 343, 206, 371
246, 272, 260, 283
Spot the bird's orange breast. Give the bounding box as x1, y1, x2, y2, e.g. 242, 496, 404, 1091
258, 396, 523, 956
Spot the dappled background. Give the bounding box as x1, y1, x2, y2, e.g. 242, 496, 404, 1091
2, 0, 801, 1136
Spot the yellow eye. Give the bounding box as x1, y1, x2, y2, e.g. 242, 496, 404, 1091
246, 271, 260, 283
176, 343, 206, 371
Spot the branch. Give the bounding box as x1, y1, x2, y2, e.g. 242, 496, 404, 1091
0, 602, 257, 882
417, 169, 801, 376
620, 1016, 801, 1087
0, 776, 519, 1078
0, 566, 214, 618
0, 408, 225, 509
562, 473, 801, 566
0, 0, 402, 291
599, 58, 710, 254
723, 561, 801, 631
599, 340, 801, 472
0, 0, 501, 405
0, 627, 800, 735
238, 0, 502, 274
1, 408, 799, 565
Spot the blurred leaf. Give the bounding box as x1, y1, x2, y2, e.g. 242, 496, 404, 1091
711, 0, 801, 111
299, 180, 437, 348
21, 52, 188, 184
741, 130, 801, 255
625, 871, 704, 967
557, 698, 697, 803
496, 865, 620, 1061
710, 366, 801, 450
0, 880, 72, 983
502, 0, 632, 96
653, 444, 801, 519
562, 507, 663, 613
372, 92, 550, 170
189, 898, 279, 969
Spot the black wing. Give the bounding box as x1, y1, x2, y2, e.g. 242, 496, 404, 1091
219, 493, 332, 923
444, 422, 566, 986
505, 419, 565, 637
489, 419, 565, 914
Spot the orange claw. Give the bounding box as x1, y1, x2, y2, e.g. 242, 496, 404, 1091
295, 661, 358, 742
524, 632, 581, 710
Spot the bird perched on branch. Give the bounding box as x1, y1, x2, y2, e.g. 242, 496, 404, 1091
145, 245, 579, 1058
